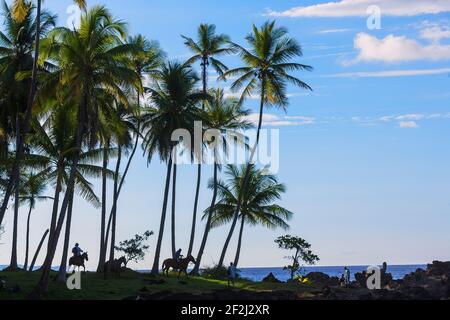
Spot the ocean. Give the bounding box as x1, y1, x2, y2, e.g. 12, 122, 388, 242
236, 264, 426, 282
2, 264, 425, 282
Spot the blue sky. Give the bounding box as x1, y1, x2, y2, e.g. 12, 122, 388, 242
1, 0, 450, 269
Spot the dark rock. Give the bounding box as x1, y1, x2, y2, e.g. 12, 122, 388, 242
305, 272, 329, 284
427, 261, 450, 277
262, 272, 282, 283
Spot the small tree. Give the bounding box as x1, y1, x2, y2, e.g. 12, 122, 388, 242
275, 235, 319, 280
115, 231, 153, 267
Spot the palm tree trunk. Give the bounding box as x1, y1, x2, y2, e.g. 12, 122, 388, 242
151, 152, 173, 274
28, 93, 86, 299
48, 168, 62, 252
0, 0, 42, 226
217, 78, 266, 267
23, 205, 33, 271
171, 159, 177, 258
29, 228, 49, 272
233, 215, 245, 267
56, 189, 74, 282
104, 112, 140, 259
108, 146, 121, 261
191, 159, 218, 275
97, 144, 109, 272
187, 59, 207, 257
188, 163, 201, 257
8, 115, 21, 270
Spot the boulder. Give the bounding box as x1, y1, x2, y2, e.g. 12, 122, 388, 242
305, 272, 329, 284
262, 272, 282, 283
427, 261, 450, 277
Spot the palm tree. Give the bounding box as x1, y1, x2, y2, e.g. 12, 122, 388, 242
0, 0, 86, 233
142, 61, 203, 274
19, 172, 53, 271
105, 35, 164, 262
206, 164, 292, 267
182, 24, 233, 257
95, 97, 126, 272
29, 107, 108, 282
191, 89, 251, 274
30, 6, 139, 298
217, 21, 312, 267
0, 0, 56, 238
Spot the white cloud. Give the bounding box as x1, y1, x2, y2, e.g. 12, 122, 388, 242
245, 113, 315, 127
326, 67, 450, 78
399, 121, 419, 128
396, 114, 425, 121
419, 24, 450, 43
317, 28, 352, 34
351, 112, 449, 128
266, 0, 450, 18
348, 32, 450, 64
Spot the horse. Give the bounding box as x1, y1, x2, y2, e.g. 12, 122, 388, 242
68, 252, 89, 273
104, 256, 127, 279
162, 255, 196, 278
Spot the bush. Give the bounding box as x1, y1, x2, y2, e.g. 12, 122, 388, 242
200, 265, 241, 280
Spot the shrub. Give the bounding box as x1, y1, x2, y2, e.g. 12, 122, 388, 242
200, 265, 241, 280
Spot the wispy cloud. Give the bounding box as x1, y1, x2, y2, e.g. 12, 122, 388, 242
352, 112, 449, 128
325, 67, 450, 78
266, 0, 450, 18
317, 28, 352, 34
245, 113, 315, 127
399, 121, 419, 128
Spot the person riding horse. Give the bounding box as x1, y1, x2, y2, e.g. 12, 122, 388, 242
162, 255, 196, 278
174, 248, 183, 263
72, 243, 83, 257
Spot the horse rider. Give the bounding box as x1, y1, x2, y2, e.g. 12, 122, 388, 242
174, 248, 183, 263
72, 243, 84, 257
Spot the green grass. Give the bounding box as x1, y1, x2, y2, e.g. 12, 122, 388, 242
0, 270, 318, 300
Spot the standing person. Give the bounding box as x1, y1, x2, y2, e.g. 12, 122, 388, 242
227, 262, 237, 287
344, 267, 351, 285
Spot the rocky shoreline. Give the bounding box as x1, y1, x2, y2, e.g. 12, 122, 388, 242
128, 261, 450, 300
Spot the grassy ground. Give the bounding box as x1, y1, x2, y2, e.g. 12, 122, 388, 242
0, 270, 318, 300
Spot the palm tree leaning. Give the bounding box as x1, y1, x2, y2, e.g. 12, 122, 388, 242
29, 109, 104, 281
142, 62, 203, 274
217, 21, 312, 267
191, 89, 251, 275
19, 172, 53, 271
29, 6, 139, 298
33, 109, 109, 282
206, 164, 292, 267
182, 24, 233, 257
0, 0, 86, 233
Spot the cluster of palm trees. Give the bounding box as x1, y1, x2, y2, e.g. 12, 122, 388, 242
0, 0, 312, 298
